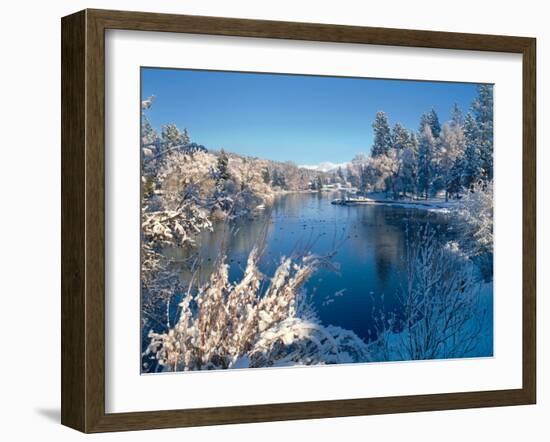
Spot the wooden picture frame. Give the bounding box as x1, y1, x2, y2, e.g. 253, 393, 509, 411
61, 8, 536, 433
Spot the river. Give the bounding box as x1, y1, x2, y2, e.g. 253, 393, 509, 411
168, 191, 458, 343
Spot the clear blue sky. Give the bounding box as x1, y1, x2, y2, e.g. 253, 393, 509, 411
141, 67, 480, 165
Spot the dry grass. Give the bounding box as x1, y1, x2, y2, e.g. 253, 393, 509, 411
145, 249, 371, 371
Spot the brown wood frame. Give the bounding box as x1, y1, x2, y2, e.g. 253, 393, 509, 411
61, 8, 536, 433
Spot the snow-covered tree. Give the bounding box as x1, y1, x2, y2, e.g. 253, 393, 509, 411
361, 149, 400, 196
447, 158, 464, 199
450, 103, 464, 129
227, 155, 274, 214
438, 122, 466, 200
216, 149, 230, 181
472, 85, 494, 181
419, 109, 442, 138
396, 144, 417, 198
371, 111, 392, 157
141, 95, 156, 110
382, 148, 403, 198
416, 124, 436, 199
141, 115, 157, 150
348, 153, 369, 192
391, 122, 410, 151
161, 124, 190, 149
140, 96, 159, 159
374, 225, 487, 360
461, 113, 483, 190
345, 164, 359, 188
458, 181, 493, 257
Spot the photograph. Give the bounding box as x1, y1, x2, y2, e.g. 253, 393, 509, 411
1, 0, 543, 438
140, 68, 494, 373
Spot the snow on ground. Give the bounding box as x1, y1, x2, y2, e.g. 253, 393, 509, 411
331, 192, 459, 213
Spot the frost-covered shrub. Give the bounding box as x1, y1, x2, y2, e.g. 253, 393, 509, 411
373, 225, 489, 361
145, 249, 371, 371
458, 180, 493, 256
455, 180, 493, 279
140, 150, 218, 340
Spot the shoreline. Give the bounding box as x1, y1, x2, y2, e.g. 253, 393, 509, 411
331, 196, 458, 212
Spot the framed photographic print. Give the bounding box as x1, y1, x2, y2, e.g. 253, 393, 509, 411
61, 9, 536, 433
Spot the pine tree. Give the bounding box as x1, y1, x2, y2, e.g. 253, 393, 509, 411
392, 123, 410, 150
439, 122, 466, 200
141, 114, 158, 148
427, 109, 442, 138
461, 113, 483, 190
450, 103, 464, 129
472, 85, 494, 180
419, 109, 442, 139
410, 132, 419, 153
447, 157, 464, 198
140, 97, 158, 149
398, 145, 417, 198
419, 113, 429, 134
217, 149, 230, 182
417, 124, 436, 199
371, 111, 392, 157
161, 123, 190, 149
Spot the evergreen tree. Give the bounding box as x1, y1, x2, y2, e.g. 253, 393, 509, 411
417, 124, 436, 199
450, 103, 464, 129
410, 132, 419, 153
419, 109, 442, 139
419, 113, 429, 134
161, 123, 190, 149
447, 157, 464, 198
439, 123, 466, 200
461, 113, 483, 189
371, 111, 392, 157
428, 109, 442, 138
472, 85, 494, 180
398, 132, 419, 197
398, 145, 417, 198
141, 114, 158, 148
217, 149, 230, 182
140, 97, 158, 148
392, 123, 410, 150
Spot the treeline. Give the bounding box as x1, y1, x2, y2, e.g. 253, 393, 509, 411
140, 99, 329, 347
343, 85, 493, 200
141, 98, 327, 234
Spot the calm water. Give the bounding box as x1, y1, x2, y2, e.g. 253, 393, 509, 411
171, 192, 455, 342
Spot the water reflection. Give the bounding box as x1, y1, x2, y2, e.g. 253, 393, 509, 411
167, 192, 451, 342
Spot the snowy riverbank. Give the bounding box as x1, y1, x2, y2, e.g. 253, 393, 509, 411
331, 194, 459, 213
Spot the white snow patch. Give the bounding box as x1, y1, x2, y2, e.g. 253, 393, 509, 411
299, 161, 350, 172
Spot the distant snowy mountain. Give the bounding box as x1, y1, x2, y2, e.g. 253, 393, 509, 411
299, 161, 349, 172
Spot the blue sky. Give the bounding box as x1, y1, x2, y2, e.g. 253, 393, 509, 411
141, 68, 480, 165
